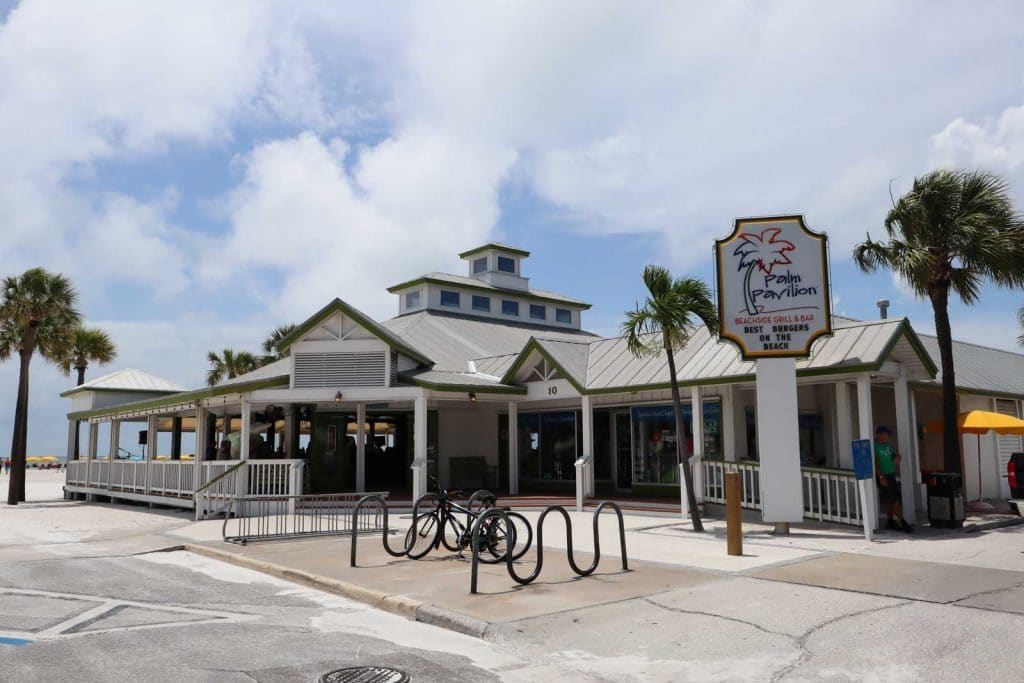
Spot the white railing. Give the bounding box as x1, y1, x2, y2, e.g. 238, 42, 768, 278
801, 467, 862, 525
87, 460, 109, 488
110, 460, 148, 493
703, 459, 762, 509
196, 459, 305, 518
66, 460, 88, 486
247, 459, 303, 497
148, 460, 194, 497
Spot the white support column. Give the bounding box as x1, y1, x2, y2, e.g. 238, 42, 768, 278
756, 358, 804, 524
582, 394, 594, 497
909, 389, 925, 511
835, 382, 853, 469
239, 401, 251, 461
412, 394, 428, 500
284, 406, 296, 458
145, 415, 158, 494
722, 385, 736, 462
894, 375, 917, 524
192, 409, 205, 520
508, 401, 519, 495
66, 419, 76, 463
856, 374, 878, 530
87, 422, 99, 460
86, 422, 98, 495
108, 419, 120, 492
356, 402, 366, 493
691, 385, 705, 505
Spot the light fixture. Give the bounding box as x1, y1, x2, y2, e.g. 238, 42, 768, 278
468, 392, 477, 403
335, 391, 343, 403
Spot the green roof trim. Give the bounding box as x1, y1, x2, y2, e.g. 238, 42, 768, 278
276, 298, 433, 365
403, 376, 527, 395
458, 243, 530, 259
500, 338, 587, 394
67, 375, 290, 420
878, 318, 938, 378
385, 276, 592, 310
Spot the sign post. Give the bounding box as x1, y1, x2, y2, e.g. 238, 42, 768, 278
715, 215, 831, 533
851, 438, 875, 542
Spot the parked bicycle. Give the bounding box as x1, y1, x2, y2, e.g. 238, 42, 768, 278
405, 488, 533, 563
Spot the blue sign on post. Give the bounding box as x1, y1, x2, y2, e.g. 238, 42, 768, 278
852, 439, 874, 480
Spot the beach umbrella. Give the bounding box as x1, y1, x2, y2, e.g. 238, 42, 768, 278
40, 456, 59, 461
923, 410, 1024, 500
26, 456, 41, 462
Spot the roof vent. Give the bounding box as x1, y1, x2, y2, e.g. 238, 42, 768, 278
877, 299, 890, 319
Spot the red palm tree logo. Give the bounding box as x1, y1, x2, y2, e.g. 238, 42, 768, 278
734, 228, 795, 315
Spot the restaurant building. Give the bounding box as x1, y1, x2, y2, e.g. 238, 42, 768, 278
63, 244, 1024, 525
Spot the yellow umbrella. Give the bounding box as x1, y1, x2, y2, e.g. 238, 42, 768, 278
26, 456, 41, 462
923, 410, 1024, 500
40, 456, 59, 461
924, 410, 1024, 436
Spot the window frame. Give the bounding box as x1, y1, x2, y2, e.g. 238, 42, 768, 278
496, 256, 516, 274
405, 290, 421, 309
529, 303, 546, 320
440, 290, 461, 308
471, 294, 491, 312
555, 308, 572, 324
501, 299, 520, 316
472, 256, 488, 274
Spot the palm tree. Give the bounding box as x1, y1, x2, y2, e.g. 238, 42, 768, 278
733, 228, 795, 316
59, 326, 117, 460
854, 169, 1024, 479
0, 268, 81, 505
622, 266, 719, 531
261, 324, 297, 363
206, 348, 259, 386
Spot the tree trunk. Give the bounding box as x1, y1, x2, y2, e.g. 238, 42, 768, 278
929, 286, 963, 481
7, 347, 33, 505
73, 365, 86, 460
666, 343, 703, 531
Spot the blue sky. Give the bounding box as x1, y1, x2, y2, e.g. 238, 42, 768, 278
2, 1, 1024, 456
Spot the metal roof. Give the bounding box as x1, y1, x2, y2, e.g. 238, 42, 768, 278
385, 272, 590, 307
60, 368, 186, 397
214, 357, 291, 388
917, 334, 1024, 397
582, 317, 935, 392
399, 369, 524, 393
381, 310, 599, 372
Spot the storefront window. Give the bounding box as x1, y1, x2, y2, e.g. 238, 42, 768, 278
517, 411, 578, 481
630, 401, 722, 484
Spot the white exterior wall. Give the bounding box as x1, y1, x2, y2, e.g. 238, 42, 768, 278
437, 403, 501, 489
960, 393, 1001, 501
397, 283, 583, 329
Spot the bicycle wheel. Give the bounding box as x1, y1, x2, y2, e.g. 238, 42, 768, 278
477, 511, 532, 564
404, 510, 440, 559
440, 513, 464, 552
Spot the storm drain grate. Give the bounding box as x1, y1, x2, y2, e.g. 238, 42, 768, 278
319, 666, 410, 683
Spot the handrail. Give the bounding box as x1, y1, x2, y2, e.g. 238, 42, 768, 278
469, 501, 629, 594
349, 492, 440, 567
195, 460, 246, 493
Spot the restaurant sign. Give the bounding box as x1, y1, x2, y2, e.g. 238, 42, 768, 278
715, 215, 831, 359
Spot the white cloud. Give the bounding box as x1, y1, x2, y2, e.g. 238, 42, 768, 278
932, 106, 1024, 171
208, 129, 515, 320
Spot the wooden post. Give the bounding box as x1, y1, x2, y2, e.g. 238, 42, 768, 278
725, 471, 743, 556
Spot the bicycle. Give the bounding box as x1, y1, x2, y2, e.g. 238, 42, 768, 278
404, 488, 533, 564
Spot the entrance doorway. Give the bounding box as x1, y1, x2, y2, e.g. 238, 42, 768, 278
306, 411, 413, 494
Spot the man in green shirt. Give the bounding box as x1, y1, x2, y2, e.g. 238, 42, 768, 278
875, 426, 912, 532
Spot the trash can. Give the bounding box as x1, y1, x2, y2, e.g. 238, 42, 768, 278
926, 472, 965, 529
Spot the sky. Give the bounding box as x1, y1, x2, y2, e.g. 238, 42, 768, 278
2, 0, 1024, 457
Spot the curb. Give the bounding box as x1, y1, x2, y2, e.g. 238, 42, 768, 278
182, 543, 492, 639
961, 516, 1024, 533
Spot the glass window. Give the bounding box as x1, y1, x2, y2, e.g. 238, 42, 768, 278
472, 256, 488, 274
471, 295, 490, 312
555, 308, 572, 324
404, 291, 421, 309
517, 411, 577, 481
440, 290, 460, 307
497, 256, 516, 273
502, 300, 519, 316
529, 304, 546, 320
630, 401, 721, 483
799, 413, 825, 467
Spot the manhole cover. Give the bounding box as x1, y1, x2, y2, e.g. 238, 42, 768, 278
319, 667, 410, 683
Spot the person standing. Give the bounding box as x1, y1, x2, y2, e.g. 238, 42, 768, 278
875, 426, 912, 532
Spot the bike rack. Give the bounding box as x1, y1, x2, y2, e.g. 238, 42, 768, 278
349, 492, 440, 567
469, 501, 629, 594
